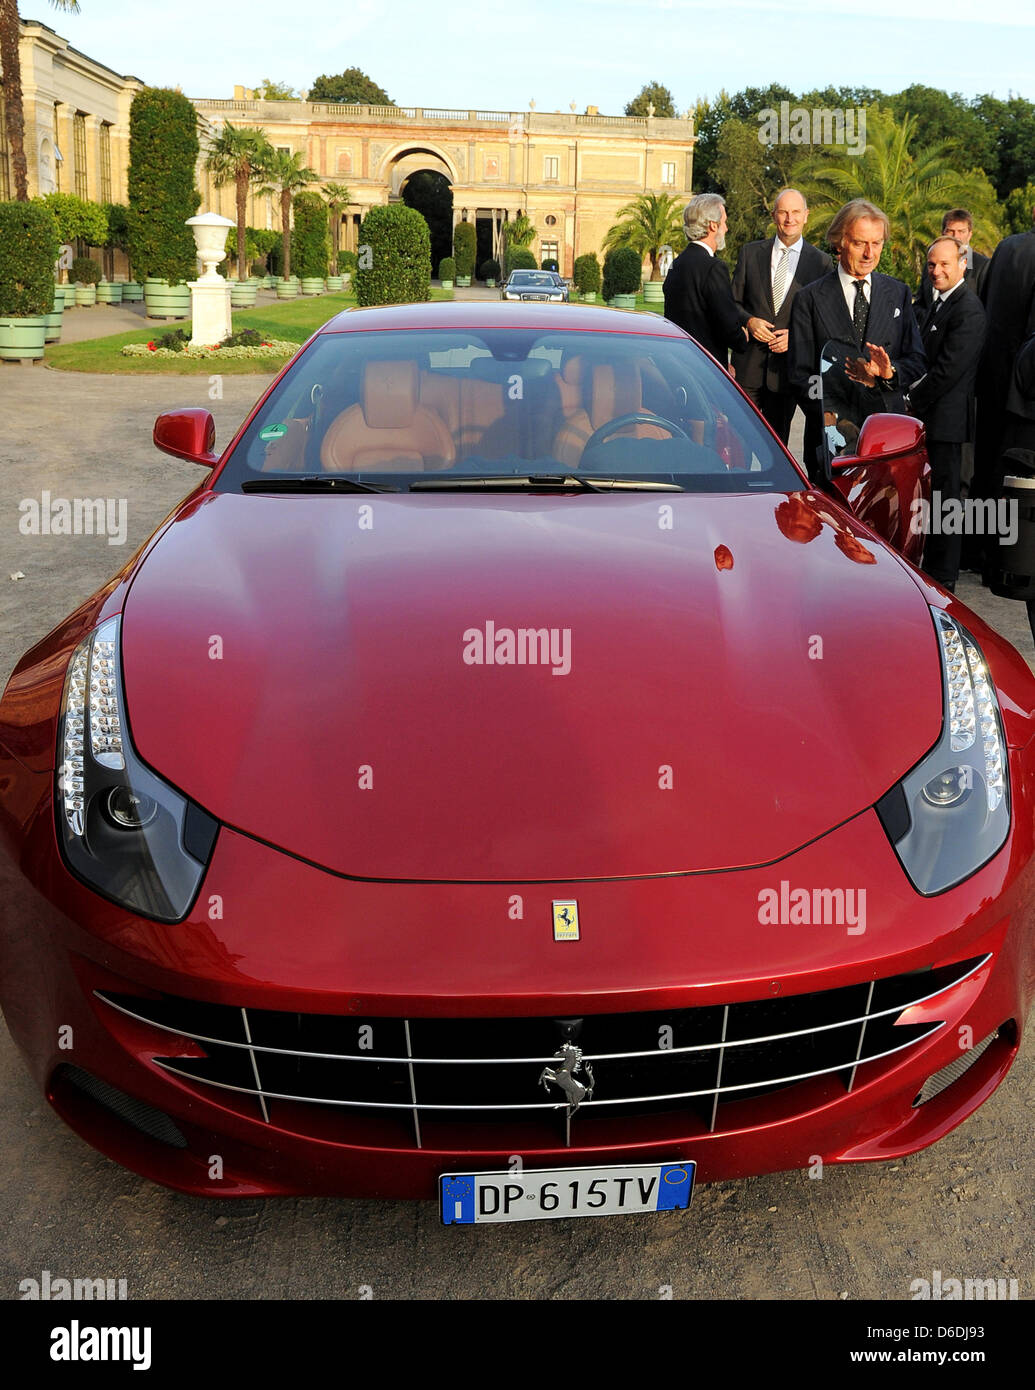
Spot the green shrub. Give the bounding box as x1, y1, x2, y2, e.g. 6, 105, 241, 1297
504, 246, 537, 275
292, 191, 330, 278
152, 328, 190, 352
355, 203, 431, 306
452, 220, 477, 277
573, 253, 601, 294
338, 249, 358, 277
250, 259, 267, 277
34, 192, 108, 249
127, 87, 201, 285
220, 327, 265, 348
265, 231, 284, 276
609, 246, 642, 295
479, 258, 500, 280
71, 255, 103, 285
438, 256, 456, 281
541, 258, 559, 272
0, 201, 61, 315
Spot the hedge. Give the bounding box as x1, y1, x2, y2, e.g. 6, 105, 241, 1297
0, 201, 61, 316
452, 220, 477, 277
479, 258, 500, 280
338, 249, 358, 277
504, 246, 537, 275
71, 255, 102, 285
292, 192, 330, 278
607, 246, 642, 296
573, 252, 601, 294
127, 88, 201, 285
438, 256, 456, 281
33, 192, 108, 248
355, 204, 431, 306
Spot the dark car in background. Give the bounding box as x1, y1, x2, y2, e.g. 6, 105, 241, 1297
501, 269, 569, 302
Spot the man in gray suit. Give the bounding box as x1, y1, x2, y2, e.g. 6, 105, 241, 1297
731, 188, 832, 443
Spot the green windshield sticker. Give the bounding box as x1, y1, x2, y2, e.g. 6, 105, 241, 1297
260, 423, 289, 441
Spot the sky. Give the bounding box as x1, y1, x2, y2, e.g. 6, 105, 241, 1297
25, 0, 1035, 111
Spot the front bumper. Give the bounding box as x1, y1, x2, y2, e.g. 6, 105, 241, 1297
1, 748, 1033, 1199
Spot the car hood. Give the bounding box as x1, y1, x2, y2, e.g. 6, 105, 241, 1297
121, 489, 942, 881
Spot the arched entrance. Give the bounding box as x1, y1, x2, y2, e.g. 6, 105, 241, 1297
383, 145, 456, 274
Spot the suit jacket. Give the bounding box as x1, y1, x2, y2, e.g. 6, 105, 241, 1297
662, 242, 750, 363
789, 270, 926, 426
980, 230, 1035, 418
915, 249, 990, 310
730, 237, 832, 392
906, 284, 986, 442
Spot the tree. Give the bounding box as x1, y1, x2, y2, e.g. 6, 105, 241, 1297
204, 122, 273, 279
791, 107, 1000, 282
885, 85, 994, 175
712, 119, 779, 269
1002, 183, 1035, 237
254, 78, 296, 100
501, 210, 536, 257
308, 68, 393, 106
126, 87, 201, 285
625, 82, 676, 119
692, 84, 797, 191
256, 148, 317, 279
971, 94, 1035, 201
354, 203, 430, 306
602, 192, 684, 280
0, 0, 79, 200
292, 191, 329, 278
322, 181, 351, 275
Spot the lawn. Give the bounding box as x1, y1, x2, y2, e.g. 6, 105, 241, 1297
45, 287, 456, 373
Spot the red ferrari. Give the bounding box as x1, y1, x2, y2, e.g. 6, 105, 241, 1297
1, 302, 1032, 1223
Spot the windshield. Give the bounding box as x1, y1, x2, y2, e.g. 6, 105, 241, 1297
509, 272, 556, 287
217, 328, 805, 493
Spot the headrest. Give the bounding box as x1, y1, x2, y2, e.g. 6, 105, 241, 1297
362, 360, 418, 428
590, 362, 641, 421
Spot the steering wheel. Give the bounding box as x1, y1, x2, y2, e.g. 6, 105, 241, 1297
582, 412, 689, 455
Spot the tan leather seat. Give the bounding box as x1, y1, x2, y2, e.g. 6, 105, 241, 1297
320, 360, 456, 472
551, 357, 670, 468
420, 372, 506, 460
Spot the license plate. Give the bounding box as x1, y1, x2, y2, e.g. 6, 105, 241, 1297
524, 294, 548, 300
440, 1160, 695, 1224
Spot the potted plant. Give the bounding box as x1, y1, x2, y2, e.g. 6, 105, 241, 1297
121, 279, 143, 301
43, 286, 64, 342
293, 191, 330, 295
96, 278, 124, 304
603, 246, 641, 308
479, 257, 500, 288
0, 200, 61, 361
127, 88, 201, 321
354, 205, 431, 306
338, 249, 357, 288
438, 256, 456, 290
71, 255, 102, 306
453, 221, 476, 287
573, 252, 601, 303
230, 278, 258, 308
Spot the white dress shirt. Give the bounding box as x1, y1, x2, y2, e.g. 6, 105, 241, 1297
770, 236, 802, 291
838, 264, 871, 322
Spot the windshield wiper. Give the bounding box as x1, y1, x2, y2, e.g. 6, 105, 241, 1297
409, 474, 683, 492
241, 476, 395, 494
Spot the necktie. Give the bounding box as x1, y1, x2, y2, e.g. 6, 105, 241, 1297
772, 247, 791, 314
852, 279, 869, 345
932, 293, 943, 314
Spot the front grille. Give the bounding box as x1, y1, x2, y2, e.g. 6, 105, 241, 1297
95, 956, 987, 1149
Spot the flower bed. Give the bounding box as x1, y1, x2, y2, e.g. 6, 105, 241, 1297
122, 335, 296, 361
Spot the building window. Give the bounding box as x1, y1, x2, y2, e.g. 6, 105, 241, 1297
73, 112, 88, 199
336, 149, 352, 174
100, 123, 112, 202
541, 240, 558, 266
545, 214, 557, 226
661, 161, 676, 185
276, 145, 291, 157
543, 155, 559, 181
53, 103, 62, 191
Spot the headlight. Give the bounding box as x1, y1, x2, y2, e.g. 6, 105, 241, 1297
56, 616, 218, 922
876, 610, 1009, 894
504, 292, 520, 300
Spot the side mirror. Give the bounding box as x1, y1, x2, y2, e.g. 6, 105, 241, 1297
831, 413, 925, 470
153, 409, 219, 467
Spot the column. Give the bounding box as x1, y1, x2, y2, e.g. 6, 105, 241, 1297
84, 114, 102, 204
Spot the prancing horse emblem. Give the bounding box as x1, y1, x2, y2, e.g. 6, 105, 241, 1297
538, 1043, 594, 1115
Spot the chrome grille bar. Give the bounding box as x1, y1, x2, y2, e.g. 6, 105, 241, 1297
847, 981, 875, 1093
709, 1005, 729, 1134
240, 1007, 269, 1123
403, 1019, 422, 1149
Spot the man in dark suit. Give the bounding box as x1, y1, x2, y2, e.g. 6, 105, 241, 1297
915, 209, 990, 311
663, 193, 774, 366
789, 198, 926, 481
904, 237, 987, 590
731, 188, 832, 443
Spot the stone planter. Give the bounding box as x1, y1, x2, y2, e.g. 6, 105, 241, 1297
300, 277, 325, 296
0, 317, 48, 361
340, 272, 351, 288
144, 279, 191, 320
455, 275, 471, 287
581, 291, 597, 303
74, 284, 97, 307
642, 281, 664, 303
97, 281, 123, 304
276, 279, 299, 299
121, 281, 143, 301
44, 302, 64, 342
325, 275, 344, 292
55, 282, 77, 309
440, 279, 453, 290
611, 293, 638, 309
230, 281, 258, 308
485, 279, 496, 288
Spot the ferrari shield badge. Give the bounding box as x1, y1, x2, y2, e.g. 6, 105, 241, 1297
552, 900, 579, 941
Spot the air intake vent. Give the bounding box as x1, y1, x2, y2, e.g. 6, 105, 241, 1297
57, 1065, 187, 1148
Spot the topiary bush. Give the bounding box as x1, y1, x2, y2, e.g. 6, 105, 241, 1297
573, 253, 601, 294
541, 258, 559, 272
504, 246, 537, 275
355, 203, 431, 306
609, 246, 642, 295
438, 256, 456, 282
338, 249, 358, 277
71, 255, 103, 285
292, 192, 330, 278
452, 220, 477, 277
127, 87, 201, 285
0, 200, 61, 315
479, 258, 500, 281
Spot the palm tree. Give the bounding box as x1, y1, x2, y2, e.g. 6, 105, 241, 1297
1, 0, 79, 200
256, 149, 318, 279
791, 108, 1001, 283
602, 192, 685, 281
204, 121, 273, 280
322, 180, 351, 275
